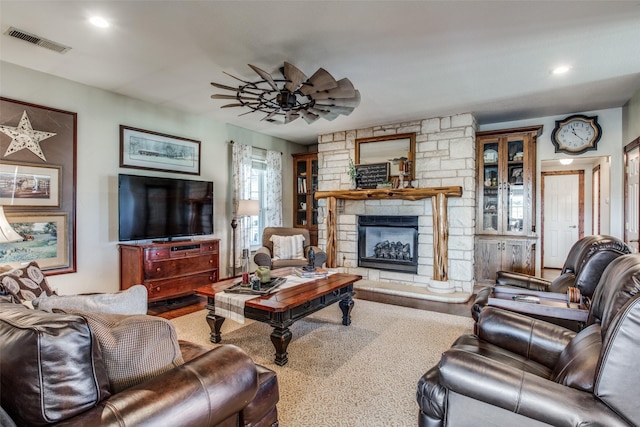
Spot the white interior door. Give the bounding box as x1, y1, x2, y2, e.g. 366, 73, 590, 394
626, 146, 639, 252
543, 173, 580, 268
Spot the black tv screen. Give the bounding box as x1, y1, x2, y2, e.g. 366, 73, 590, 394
118, 174, 214, 241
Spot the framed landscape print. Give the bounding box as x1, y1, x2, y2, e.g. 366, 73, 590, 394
120, 125, 201, 175
0, 212, 69, 270
0, 162, 61, 207
0, 97, 77, 274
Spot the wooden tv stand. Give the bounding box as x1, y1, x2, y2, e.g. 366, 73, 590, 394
119, 239, 219, 302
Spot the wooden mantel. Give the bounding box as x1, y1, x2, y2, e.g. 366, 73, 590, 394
315, 186, 463, 280
314, 186, 462, 201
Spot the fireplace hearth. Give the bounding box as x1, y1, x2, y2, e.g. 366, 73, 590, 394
358, 215, 419, 273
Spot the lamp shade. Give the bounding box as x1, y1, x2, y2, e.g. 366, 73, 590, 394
0, 206, 23, 243
236, 199, 260, 217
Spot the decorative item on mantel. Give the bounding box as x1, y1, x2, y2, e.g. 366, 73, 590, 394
348, 157, 358, 190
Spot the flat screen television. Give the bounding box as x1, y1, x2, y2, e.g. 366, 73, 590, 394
118, 174, 214, 241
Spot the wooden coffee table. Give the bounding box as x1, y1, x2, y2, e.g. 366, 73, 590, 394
195, 269, 362, 366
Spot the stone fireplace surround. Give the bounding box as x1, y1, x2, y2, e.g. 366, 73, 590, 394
316, 114, 477, 299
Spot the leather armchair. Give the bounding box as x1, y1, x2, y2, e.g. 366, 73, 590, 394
254, 227, 326, 269
0, 299, 279, 427
472, 234, 631, 321
417, 253, 640, 427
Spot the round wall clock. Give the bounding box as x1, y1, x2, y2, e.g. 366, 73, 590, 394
551, 114, 602, 154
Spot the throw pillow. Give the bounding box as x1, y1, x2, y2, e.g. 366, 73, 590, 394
270, 234, 305, 260
0, 261, 55, 302
69, 310, 185, 393
33, 284, 148, 315
0, 305, 111, 426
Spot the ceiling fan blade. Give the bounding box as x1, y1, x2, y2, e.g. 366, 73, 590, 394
300, 109, 320, 124
211, 94, 261, 101
210, 82, 238, 92
248, 64, 279, 91
223, 71, 256, 87
315, 90, 361, 108
283, 62, 308, 92
309, 78, 356, 100
299, 68, 338, 95
284, 112, 300, 124
261, 111, 279, 121
221, 102, 259, 108
313, 104, 355, 115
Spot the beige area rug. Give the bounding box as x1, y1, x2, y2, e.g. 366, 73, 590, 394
171, 299, 474, 427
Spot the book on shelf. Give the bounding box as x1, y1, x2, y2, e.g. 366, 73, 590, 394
293, 267, 328, 278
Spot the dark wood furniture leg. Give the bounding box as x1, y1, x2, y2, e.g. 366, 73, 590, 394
340, 296, 354, 326
270, 326, 293, 366
205, 297, 225, 343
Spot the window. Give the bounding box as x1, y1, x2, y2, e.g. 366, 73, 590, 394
248, 150, 267, 249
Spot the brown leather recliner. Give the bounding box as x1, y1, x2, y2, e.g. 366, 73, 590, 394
254, 227, 326, 269
417, 253, 640, 427
472, 234, 631, 322
0, 300, 279, 427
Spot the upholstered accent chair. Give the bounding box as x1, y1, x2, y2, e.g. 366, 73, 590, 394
472, 235, 631, 322
254, 227, 326, 269
417, 253, 640, 427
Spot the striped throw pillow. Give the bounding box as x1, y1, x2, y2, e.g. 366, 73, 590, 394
270, 234, 306, 260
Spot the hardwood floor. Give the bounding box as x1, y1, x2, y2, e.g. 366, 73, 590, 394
149, 288, 476, 320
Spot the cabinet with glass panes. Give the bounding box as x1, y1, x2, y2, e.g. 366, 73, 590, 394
475, 126, 542, 282
292, 152, 318, 246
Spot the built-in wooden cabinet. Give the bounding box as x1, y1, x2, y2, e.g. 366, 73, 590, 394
119, 239, 219, 302
292, 152, 318, 246
475, 126, 542, 283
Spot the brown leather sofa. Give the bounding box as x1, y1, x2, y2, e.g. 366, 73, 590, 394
417, 253, 640, 427
254, 227, 326, 269
472, 234, 631, 322
0, 298, 279, 427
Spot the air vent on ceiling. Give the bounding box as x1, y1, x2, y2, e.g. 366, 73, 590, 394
4, 27, 71, 54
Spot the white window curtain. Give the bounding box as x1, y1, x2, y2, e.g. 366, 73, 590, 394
265, 150, 283, 226
231, 142, 253, 271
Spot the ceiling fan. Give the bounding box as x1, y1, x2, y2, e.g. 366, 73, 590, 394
210, 62, 360, 124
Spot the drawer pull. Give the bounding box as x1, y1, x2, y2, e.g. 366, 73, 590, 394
156, 287, 161, 292
156, 267, 161, 272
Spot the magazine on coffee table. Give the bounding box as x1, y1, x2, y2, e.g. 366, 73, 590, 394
293, 267, 329, 279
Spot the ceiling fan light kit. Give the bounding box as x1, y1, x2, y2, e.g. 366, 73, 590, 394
211, 62, 360, 124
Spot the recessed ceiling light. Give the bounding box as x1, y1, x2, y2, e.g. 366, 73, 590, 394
89, 16, 110, 28
559, 158, 573, 165
552, 65, 571, 75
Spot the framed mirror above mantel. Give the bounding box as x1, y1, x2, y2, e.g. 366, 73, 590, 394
355, 133, 416, 180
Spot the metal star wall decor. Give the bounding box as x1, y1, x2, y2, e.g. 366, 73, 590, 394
211, 62, 361, 124
0, 111, 56, 161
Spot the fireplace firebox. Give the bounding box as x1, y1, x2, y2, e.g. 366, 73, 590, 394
358, 215, 419, 273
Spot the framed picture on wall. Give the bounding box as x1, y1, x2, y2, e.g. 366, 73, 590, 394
0, 212, 69, 270
120, 125, 201, 175
0, 162, 61, 207
0, 97, 77, 275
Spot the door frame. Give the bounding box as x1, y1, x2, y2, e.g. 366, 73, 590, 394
592, 164, 601, 235
624, 136, 640, 249
541, 170, 584, 270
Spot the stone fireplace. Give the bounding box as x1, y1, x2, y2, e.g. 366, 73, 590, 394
358, 215, 418, 274
315, 114, 477, 296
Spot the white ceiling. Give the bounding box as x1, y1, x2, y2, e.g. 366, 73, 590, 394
1, 1, 639, 145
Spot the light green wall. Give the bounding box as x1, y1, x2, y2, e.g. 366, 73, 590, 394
0, 61, 305, 295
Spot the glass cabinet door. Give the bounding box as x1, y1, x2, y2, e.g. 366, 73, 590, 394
480, 141, 500, 233
311, 158, 318, 226
295, 158, 308, 227
506, 138, 525, 233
